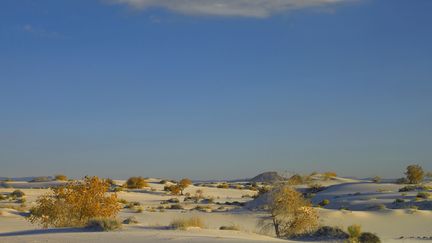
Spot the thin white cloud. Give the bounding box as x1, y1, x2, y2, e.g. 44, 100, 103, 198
23, 24, 64, 39
106, 0, 351, 18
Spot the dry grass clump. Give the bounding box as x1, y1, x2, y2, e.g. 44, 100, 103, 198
170, 217, 204, 230
125, 177, 148, 189
27, 176, 121, 228
86, 217, 122, 231
122, 216, 138, 224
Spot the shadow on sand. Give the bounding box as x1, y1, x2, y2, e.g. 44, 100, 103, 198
0, 227, 90, 237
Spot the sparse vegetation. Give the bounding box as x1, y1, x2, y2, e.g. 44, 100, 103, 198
27, 176, 121, 228
372, 176, 381, 183
125, 177, 148, 189
86, 217, 122, 231
170, 217, 204, 230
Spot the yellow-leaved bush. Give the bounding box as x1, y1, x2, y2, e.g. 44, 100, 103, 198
27, 176, 121, 228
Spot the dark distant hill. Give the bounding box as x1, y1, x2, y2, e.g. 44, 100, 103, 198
250, 171, 285, 183
0, 176, 52, 182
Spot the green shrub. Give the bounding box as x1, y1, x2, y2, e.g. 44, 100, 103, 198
86, 217, 122, 231
347, 224, 362, 239
359, 232, 381, 243
319, 199, 330, 207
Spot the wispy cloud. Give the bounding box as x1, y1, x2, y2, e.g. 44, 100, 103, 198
23, 24, 64, 39
106, 0, 352, 18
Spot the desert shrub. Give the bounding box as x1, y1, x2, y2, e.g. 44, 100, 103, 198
86, 217, 122, 231
324, 172, 337, 180
122, 216, 138, 224
287, 174, 303, 185
125, 177, 148, 189
319, 199, 330, 207
169, 204, 184, 210
372, 176, 381, 183
166, 185, 181, 195
178, 178, 192, 195
54, 174, 68, 181
118, 198, 128, 204
112, 187, 123, 192
308, 183, 324, 193
11, 190, 25, 198
300, 226, 349, 240
396, 177, 409, 184
348, 224, 362, 242
0, 194, 5, 200
104, 178, 115, 186
30, 176, 51, 182
27, 176, 121, 228
167, 198, 180, 203
416, 192, 430, 199
394, 198, 405, 204
170, 217, 204, 230
398, 185, 417, 192
219, 225, 240, 231
376, 204, 386, 210
359, 232, 381, 243
217, 183, 229, 189
264, 185, 319, 238
405, 164, 424, 184
159, 180, 168, 184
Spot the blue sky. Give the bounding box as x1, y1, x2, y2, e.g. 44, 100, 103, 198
1, 0, 431, 179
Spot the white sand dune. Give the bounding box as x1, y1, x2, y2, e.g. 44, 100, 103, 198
1, 177, 431, 242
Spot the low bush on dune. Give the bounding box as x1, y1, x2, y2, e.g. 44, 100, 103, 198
170, 217, 204, 230
295, 226, 349, 241
372, 176, 381, 183
27, 176, 121, 228
416, 192, 430, 199
30, 176, 52, 182
122, 216, 139, 224
359, 232, 381, 243
348, 224, 362, 241
11, 190, 25, 198
86, 217, 122, 231
125, 177, 148, 189
219, 225, 240, 231
319, 199, 330, 207
54, 174, 68, 181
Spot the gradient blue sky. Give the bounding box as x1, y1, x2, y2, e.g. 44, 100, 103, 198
1, 0, 431, 180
